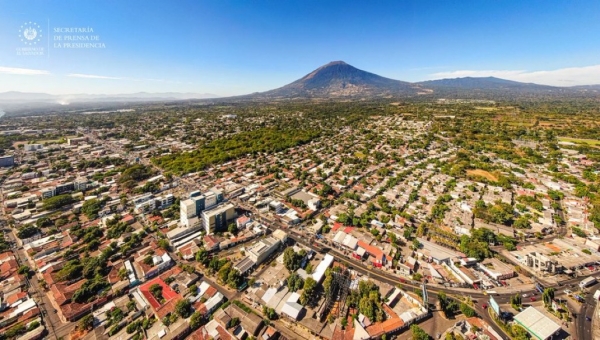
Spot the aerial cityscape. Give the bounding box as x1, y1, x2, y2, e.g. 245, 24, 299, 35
1, 1, 600, 340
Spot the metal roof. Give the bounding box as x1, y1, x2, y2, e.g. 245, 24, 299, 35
513, 306, 561, 340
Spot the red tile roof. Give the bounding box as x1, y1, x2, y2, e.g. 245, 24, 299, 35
138, 277, 181, 311
357, 240, 385, 263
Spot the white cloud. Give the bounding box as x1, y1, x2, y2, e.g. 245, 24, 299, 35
429, 65, 600, 86
67, 73, 122, 80
0, 66, 49, 75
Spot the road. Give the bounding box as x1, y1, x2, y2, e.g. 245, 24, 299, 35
5, 229, 76, 340
576, 282, 599, 340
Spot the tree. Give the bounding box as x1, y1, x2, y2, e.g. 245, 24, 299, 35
175, 299, 192, 318
410, 324, 430, 340
262, 306, 278, 320
287, 273, 304, 292
511, 293, 522, 309
459, 303, 476, 317
227, 223, 238, 235
17, 225, 40, 239
514, 216, 531, 229
82, 199, 102, 219
157, 239, 171, 251
150, 283, 164, 302
43, 194, 75, 210
79, 314, 94, 331
190, 311, 204, 330
195, 248, 210, 266
283, 247, 303, 272
542, 288, 555, 307
17, 265, 30, 276
300, 277, 317, 305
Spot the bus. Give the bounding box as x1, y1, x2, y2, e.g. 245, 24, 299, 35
579, 276, 597, 289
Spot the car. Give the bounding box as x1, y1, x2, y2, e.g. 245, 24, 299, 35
522, 293, 529, 298
530, 297, 536, 302
586, 316, 592, 321
482, 303, 488, 309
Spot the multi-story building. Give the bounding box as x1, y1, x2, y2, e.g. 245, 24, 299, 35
246, 236, 282, 266
202, 203, 235, 234
55, 182, 74, 195
0, 155, 15, 167
134, 194, 174, 213
180, 189, 225, 227
23, 144, 43, 152
73, 177, 89, 191
67, 137, 87, 145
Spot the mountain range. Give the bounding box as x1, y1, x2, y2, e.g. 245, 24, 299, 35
245, 61, 596, 99
1, 61, 599, 115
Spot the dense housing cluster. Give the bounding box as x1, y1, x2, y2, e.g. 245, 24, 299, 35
0, 99, 599, 340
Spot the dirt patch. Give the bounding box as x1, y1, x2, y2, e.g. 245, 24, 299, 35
467, 169, 499, 182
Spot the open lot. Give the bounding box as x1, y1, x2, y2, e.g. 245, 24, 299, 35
558, 136, 600, 147
466, 169, 499, 182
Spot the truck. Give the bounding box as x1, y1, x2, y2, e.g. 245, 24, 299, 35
579, 276, 597, 289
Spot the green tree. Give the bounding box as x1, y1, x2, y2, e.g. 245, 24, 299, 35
190, 311, 204, 330
283, 247, 302, 272
175, 299, 192, 318
79, 314, 94, 331
287, 273, 304, 292
300, 277, 317, 305
410, 324, 430, 340
82, 199, 102, 219
43, 194, 75, 210
227, 223, 238, 235
459, 303, 476, 317
157, 239, 171, 251
195, 248, 210, 266
542, 288, 555, 307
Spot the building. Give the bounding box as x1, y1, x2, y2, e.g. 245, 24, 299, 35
180, 189, 225, 227
478, 258, 516, 281
135, 193, 174, 214
55, 182, 75, 195
67, 137, 87, 145
247, 237, 282, 266
513, 307, 562, 340
416, 238, 464, 264
312, 254, 334, 283
23, 144, 43, 152
137, 277, 182, 320
0, 155, 15, 167
202, 203, 235, 234
73, 177, 89, 191
180, 198, 197, 227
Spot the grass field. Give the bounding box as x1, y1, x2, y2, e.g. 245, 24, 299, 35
467, 169, 499, 182
558, 137, 600, 146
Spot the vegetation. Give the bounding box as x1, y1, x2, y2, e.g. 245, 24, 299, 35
299, 277, 317, 306
410, 324, 431, 340
283, 247, 306, 272
346, 280, 384, 322
153, 127, 320, 175
287, 272, 304, 292
82, 198, 103, 219
43, 194, 75, 210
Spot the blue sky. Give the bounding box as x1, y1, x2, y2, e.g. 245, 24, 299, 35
1, 0, 599, 95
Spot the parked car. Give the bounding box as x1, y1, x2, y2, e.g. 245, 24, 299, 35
530, 297, 536, 302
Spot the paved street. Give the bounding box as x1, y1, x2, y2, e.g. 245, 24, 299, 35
6, 229, 76, 340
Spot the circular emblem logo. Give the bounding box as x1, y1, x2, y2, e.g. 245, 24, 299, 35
19, 22, 42, 45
